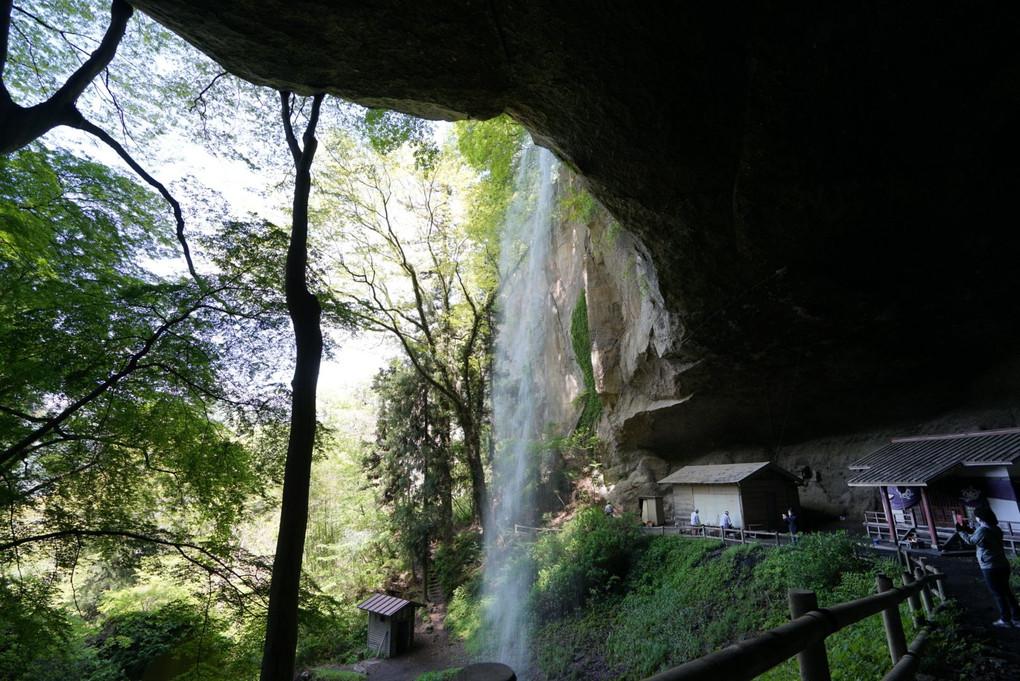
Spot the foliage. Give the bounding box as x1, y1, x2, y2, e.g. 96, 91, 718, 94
361, 108, 440, 171
752, 531, 878, 623
0, 576, 75, 680
557, 185, 600, 224
302, 395, 393, 601
365, 361, 457, 582
454, 115, 527, 253
569, 291, 602, 435
318, 129, 498, 533
310, 668, 365, 681
529, 508, 648, 619
295, 591, 367, 670
416, 668, 461, 680
445, 578, 485, 654
518, 531, 910, 680
432, 529, 482, 599
0, 146, 286, 621
92, 600, 195, 676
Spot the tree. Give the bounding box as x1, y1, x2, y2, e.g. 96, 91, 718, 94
259, 90, 325, 681
366, 360, 455, 582
317, 132, 496, 528
0, 143, 295, 659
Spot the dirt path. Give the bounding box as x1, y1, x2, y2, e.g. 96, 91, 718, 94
918, 553, 1020, 680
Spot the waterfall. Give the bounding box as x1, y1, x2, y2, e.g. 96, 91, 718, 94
484, 140, 558, 677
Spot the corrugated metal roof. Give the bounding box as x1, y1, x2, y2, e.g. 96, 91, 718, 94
846, 429, 1020, 487
658, 461, 798, 485
357, 593, 416, 616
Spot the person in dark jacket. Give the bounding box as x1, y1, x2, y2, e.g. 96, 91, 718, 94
959, 506, 1020, 627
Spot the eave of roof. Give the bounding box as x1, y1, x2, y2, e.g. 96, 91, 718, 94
846, 429, 1020, 487
658, 461, 799, 486
357, 593, 419, 616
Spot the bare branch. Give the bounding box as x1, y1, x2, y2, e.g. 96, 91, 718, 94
0, 0, 132, 153
68, 113, 203, 284
0, 528, 268, 610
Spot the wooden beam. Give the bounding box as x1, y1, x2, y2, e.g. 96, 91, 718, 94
919, 487, 941, 551
880, 486, 898, 542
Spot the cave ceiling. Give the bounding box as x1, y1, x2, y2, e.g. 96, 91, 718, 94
129, 1, 1020, 452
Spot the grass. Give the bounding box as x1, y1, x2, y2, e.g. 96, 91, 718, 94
451, 518, 915, 680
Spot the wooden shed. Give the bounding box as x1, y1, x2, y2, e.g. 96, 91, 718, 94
658, 462, 802, 531
357, 593, 420, 657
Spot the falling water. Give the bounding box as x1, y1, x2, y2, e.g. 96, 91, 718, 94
484, 140, 558, 677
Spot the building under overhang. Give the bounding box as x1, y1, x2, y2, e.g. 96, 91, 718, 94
847, 429, 1020, 551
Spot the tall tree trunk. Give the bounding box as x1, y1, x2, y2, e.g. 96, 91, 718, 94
260, 91, 325, 681
460, 412, 487, 527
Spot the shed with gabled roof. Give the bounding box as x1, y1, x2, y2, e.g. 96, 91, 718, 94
658, 462, 801, 531
357, 593, 421, 657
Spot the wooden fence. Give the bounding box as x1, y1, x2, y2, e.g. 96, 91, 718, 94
864, 510, 1020, 554
640, 523, 796, 547
642, 556, 947, 681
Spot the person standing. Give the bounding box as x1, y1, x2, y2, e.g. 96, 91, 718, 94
783, 507, 798, 543
720, 510, 733, 533
690, 508, 701, 527
959, 506, 1020, 627
604, 501, 614, 517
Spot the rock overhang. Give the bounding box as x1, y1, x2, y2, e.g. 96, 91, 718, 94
129, 0, 1020, 452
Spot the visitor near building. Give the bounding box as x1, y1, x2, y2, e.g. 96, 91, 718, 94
958, 506, 1020, 627
783, 507, 798, 543
690, 508, 701, 527
720, 510, 733, 530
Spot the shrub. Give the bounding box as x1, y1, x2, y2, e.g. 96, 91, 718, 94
91, 600, 203, 679
529, 508, 648, 619
297, 592, 367, 669
446, 578, 485, 655
432, 530, 482, 599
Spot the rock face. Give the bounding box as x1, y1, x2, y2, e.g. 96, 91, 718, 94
131, 2, 1020, 486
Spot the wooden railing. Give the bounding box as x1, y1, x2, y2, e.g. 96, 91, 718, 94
863, 511, 1020, 554
647, 523, 795, 545
642, 558, 947, 681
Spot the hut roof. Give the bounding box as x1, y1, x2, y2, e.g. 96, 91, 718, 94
846, 428, 1020, 487
657, 461, 799, 486
357, 593, 419, 617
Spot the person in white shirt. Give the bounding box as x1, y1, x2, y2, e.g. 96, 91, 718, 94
720, 510, 733, 530
690, 508, 701, 527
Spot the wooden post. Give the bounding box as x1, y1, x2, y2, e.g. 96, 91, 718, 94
914, 567, 934, 616
880, 486, 898, 542
933, 568, 947, 601
876, 575, 908, 664
901, 571, 923, 627
918, 487, 941, 551
789, 590, 831, 681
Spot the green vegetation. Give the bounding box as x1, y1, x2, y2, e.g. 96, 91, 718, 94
448, 516, 921, 680
570, 291, 602, 435
416, 670, 461, 681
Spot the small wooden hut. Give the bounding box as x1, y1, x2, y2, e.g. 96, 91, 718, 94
658, 462, 802, 531
357, 593, 420, 657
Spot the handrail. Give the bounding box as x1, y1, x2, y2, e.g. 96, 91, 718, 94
642, 565, 946, 681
